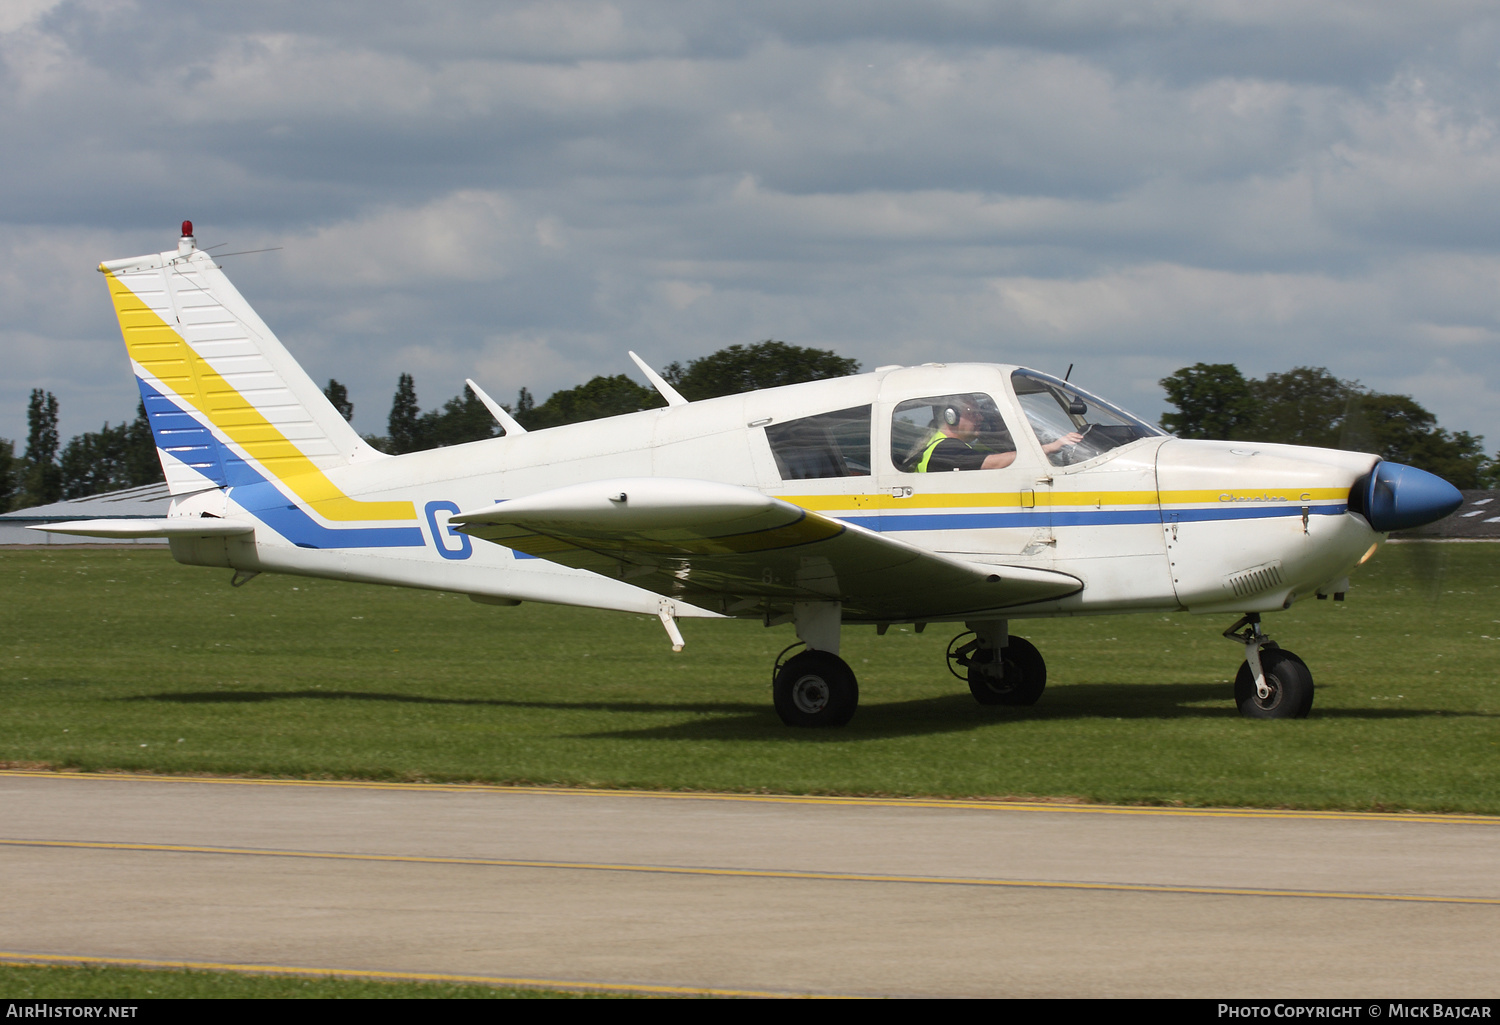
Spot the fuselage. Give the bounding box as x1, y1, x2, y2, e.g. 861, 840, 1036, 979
165, 361, 1386, 622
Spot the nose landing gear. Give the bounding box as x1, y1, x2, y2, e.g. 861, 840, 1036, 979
1224, 614, 1313, 719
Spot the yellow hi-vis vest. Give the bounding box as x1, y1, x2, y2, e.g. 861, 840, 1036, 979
916, 431, 992, 472
916, 431, 949, 473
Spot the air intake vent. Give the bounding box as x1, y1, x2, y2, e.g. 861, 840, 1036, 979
1227, 561, 1284, 597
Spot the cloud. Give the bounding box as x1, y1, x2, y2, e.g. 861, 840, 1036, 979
3, 1, 1500, 450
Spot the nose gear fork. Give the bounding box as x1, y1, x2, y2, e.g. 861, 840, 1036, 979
1224, 613, 1277, 700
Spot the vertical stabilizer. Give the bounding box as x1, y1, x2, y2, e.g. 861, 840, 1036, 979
100, 224, 374, 497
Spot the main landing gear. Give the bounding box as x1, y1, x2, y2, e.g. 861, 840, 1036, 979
1224, 614, 1314, 719
772, 647, 859, 727
768, 608, 1054, 728
947, 620, 1047, 706
772, 602, 860, 728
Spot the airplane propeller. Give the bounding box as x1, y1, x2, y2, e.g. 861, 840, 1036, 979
1350, 460, 1460, 609
1350, 461, 1462, 533
1337, 401, 1458, 607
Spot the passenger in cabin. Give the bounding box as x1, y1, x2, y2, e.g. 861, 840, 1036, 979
915, 400, 1081, 472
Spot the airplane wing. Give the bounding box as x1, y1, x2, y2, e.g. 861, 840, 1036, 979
450, 478, 1081, 621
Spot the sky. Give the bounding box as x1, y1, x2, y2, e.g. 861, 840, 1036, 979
3, 1, 1499, 449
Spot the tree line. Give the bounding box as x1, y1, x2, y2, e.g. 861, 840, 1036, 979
0, 391, 163, 512
2, 341, 860, 510
1160, 363, 1496, 488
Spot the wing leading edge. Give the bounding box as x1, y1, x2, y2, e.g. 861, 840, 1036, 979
450, 478, 1081, 621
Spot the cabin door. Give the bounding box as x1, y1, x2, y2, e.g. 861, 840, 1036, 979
872, 386, 1054, 559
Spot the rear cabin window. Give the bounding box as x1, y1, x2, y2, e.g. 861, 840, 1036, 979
764, 405, 872, 480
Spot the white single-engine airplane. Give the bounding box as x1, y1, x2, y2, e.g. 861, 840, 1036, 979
42, 224, 1464, 725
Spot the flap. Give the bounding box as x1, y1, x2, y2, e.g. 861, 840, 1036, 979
451, 478, 1081, 621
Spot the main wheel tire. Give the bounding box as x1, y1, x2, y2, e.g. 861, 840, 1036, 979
968, 636, 1046, 706
773, 650, 859, 727
1234, 648, 1313, 719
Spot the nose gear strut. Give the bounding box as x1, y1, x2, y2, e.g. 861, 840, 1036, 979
1223, 613, 1314, 719
1223, 613, 1276, 700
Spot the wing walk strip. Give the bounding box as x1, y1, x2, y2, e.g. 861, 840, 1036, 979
4, 839, 1495, 906
0, 951, 819, 999
2, 771, 1495, 826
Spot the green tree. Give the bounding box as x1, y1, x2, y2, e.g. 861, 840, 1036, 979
387, 374, 421, 454
125, 400, 162, 487
416, 389, 500, 448
1160, 361, 1492, 488
662, 341, 861, 401
56, 401, 164, 500
324, 379, 354, 422
0, 437, 15, 511
59, 423, 129, 499
380, 376, 502, 453
1481, 453, 1500, 489
520, 375, 662, 430
15, 389, 61, 509
1357, 393, 1488, 489
1158, 363, 1258, 439
1247, 367, 1355, 448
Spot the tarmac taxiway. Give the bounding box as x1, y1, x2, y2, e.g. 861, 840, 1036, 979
1, 770, 1496, 997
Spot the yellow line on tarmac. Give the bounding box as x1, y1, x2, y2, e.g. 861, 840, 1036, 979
0, 950, 832, 998
5, 838, 1497, 906
1, 770, 1496, 826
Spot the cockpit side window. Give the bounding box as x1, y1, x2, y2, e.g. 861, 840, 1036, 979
1011, 370, 1165, 466
764, 405, 872, 480
890, 393, 1014, 472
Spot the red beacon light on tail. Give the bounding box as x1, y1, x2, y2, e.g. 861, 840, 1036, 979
181, 220, 193, 238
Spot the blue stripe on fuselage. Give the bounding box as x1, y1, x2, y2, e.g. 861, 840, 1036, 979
228, 481, 426, 549
136, 378, 425, 550
836, 504, 1345, 532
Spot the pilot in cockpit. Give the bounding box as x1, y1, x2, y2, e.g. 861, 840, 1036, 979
915, 399, 1081, 472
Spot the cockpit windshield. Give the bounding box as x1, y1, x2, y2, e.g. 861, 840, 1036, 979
1011, 370, 1165, 466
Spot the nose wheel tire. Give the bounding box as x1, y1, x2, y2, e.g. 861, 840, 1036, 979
774, 650, 859, 727
1234, 648, 1313, 719
968, 636, 1047, 706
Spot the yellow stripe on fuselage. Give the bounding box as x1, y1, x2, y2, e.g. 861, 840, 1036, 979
105, 269, 414, 522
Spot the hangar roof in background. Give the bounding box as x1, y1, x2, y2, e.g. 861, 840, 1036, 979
0, 482, 171, 545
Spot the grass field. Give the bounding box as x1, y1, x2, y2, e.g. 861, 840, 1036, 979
2, 544, 1497, 811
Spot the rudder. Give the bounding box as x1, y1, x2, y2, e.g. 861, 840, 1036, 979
100, 222, 376, 496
